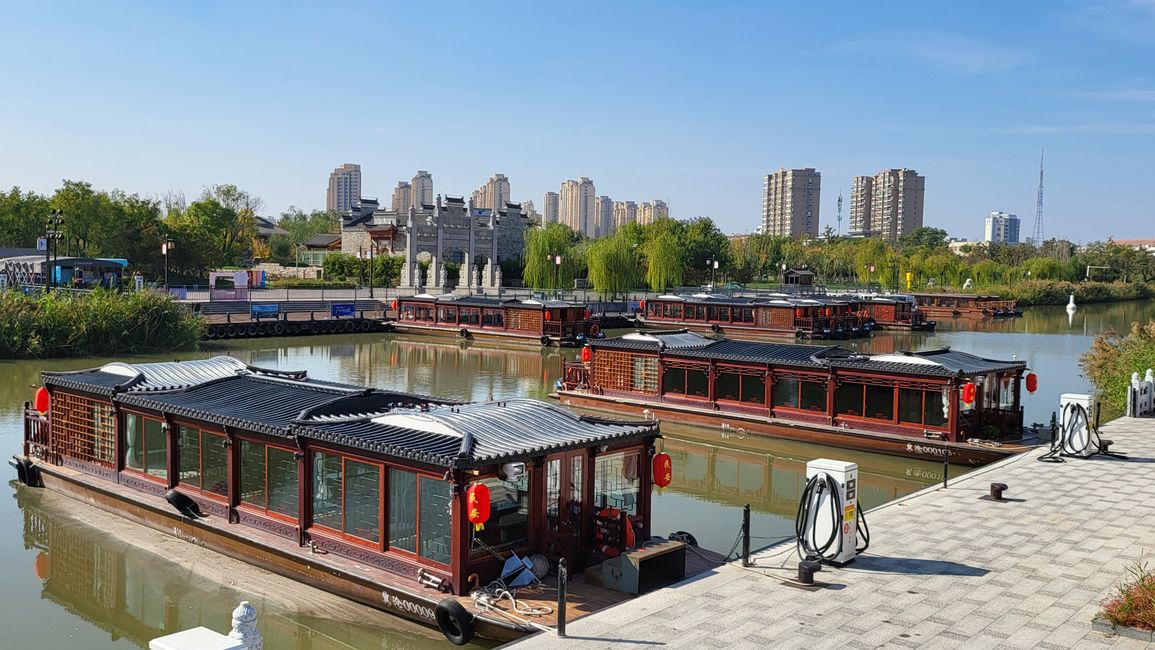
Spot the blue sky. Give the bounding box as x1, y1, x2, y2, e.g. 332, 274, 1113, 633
2, 0, 1153, 241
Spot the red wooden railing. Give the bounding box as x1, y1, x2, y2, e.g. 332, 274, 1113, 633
23, 404, 55, 462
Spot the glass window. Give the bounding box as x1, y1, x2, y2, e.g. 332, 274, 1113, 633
437, 307, 457, 323
177, 427, 228, 496
924, 390, 948, 427
389, 469, 417, 552
741, 375, 765, 404
178, 426, 201, 487
267, 447, 298, 516
594, 452, 640, 515
471, 473, 531, 557
312, 452, 343, 532
835, 383, 864, 416
865, 385, 894, 420
419, 476, 451, 564
772, 378, 799, 408
344, 460, 380, 543
799, 381, 826, 412
482, 310, 504, 327
662, 368, 686, 395
899, 389, 923, 424
459, 309, 480, 325
686, 369, 709, 397
240, 440, 266, 507
143, 418, 167, 479
716, 373, 741, 401
124, 414, 143, 471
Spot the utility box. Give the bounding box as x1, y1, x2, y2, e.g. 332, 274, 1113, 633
1060, 393, 1098, 457
804, 458, 859, 565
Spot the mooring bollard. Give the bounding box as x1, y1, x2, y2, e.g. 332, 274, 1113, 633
942, 450, 950, 488
556, 558, 568, 637
741, 503, 752, 567
990, 483, 1008, 501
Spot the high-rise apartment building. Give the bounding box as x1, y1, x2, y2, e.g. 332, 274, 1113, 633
521, 199, 541, 222
594, 196, 614, 237
984, 211, 1020, 244
637, 199, 668, 225
869, 169, 925, 242
326, 163, 362, 213
543, 192, 559, 224
613, 201, 637, 229
411, 170, 434, 208
848, 176, 874, 237
471, 173, 511, 213
390, 181, 412, 212
761, 168, 821, 238
559, 177, 596, 237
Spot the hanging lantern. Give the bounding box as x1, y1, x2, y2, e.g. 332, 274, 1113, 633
652, 452, 673, 488
581, 346, 591, 363
391, 300, 398, 310
544, 310, 552, 321
794, 308, 803, 318
584, 308, 591, 320
639, 300, 647, 310
34, 552, 50, 581
34, 387, 50, 413
961, 382, 977, 404
466, 483, 490, 532
1026, 372, 1038, 394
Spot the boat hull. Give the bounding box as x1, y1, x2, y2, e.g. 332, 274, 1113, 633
20, 463, 533, 643
389, 322, 586, 347
555, 391, 1028, 467
636, 319, 870, 341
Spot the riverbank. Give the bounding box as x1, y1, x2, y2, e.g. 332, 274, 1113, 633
509, 416, 1155, 648
926, 280, 1153, 307
1082, 319, 1155, 412
0, 290, 202, 359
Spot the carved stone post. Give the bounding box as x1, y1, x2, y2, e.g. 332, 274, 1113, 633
228, 601, 263, 650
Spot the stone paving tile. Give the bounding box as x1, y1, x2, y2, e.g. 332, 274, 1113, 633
505, 417, 1155, 649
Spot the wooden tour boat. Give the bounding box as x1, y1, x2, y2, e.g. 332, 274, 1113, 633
855, 295, 937, 331
13, 357, 703, 645
910, 293, 1022, 319
637, 294, 872, 341
559, 330, 1035, 466
392, 294, 601, 346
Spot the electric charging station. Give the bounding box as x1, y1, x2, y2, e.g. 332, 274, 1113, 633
1059, 393, 1098, 457
798, 458, 860, 566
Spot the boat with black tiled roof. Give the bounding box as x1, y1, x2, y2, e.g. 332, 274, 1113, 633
391, 293, 602, 346
14, 356, 707, 644
637, 293, 872, 340
558, 330, 1037, 466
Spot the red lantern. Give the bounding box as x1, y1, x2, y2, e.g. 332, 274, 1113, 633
581, 346, 591, 363
391, 300, 398, 310
639, 300, 646, 310
1025, 372, 1038, 394
34, 387, 50, 413
652, 452, 673, 488
584, 308, 591, 320
467, 483, 491, 531
34, 552, 50, 581
794, 308, 803, 318
961, 383, 977, 404
544, 310, 551, 321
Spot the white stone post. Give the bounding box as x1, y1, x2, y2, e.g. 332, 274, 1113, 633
228, 601, 263, 650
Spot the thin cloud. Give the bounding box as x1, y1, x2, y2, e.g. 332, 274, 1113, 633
839, 32, 1029, 74
1065, 0, 1155, 46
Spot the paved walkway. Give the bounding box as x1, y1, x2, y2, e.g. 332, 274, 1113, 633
507, 417, 1155, 649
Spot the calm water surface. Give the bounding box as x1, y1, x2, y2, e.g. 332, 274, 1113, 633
1, 299, 1151, 648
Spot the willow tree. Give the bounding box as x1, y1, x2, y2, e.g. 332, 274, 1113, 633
587, 232, 641, 297
644, 231, 683, 291
523, 222, 579, 290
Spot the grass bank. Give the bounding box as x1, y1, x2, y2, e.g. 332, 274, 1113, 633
0, 290, 203, 359
1080, 319, 1155, 412
914, 280, 1153, 306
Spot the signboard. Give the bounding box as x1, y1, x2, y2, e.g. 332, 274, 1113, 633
251, 304, 280, 319
133, 273, 144, 292
37, 237, 48, 252
0, 272, 7, 290
331, 303, 355, 318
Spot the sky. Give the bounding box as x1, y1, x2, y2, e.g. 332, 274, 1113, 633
1, 0, 1153, 242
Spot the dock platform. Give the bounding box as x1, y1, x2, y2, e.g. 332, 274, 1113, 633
505, 417, 1155, 648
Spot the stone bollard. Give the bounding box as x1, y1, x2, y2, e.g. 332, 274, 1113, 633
228, 601, 263, 650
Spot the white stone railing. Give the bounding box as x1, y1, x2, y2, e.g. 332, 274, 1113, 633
150, 601, 263, 650
1126, 369, 1155, 417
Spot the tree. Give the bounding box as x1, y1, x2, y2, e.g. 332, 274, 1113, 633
897, 227, 949, 254
679, 217, 730, 285
523, 223, 580, 290
644, 230, 683, 291
50, 180, 115, 256
278, 206, 339, 245
587, 231, 641, 297
0, 187, 50, 248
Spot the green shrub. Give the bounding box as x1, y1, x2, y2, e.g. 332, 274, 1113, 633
1080, 320, 1155, 411
0, 289, 203, 359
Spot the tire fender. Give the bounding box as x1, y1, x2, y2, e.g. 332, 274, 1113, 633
434, 598, 475, 646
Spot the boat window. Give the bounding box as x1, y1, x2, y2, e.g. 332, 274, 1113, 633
419, 476, 452, 564
865, 385, 895, 421
344, 460, 381, 543
924, 390, 947, 427
663, 303, 680, 318
49, 393, 116, 467
799, 381, 826, 412
686, 369, 709, 397
437, 307, 457, 323
647, 302, 662, 317
389, 468, 418, 552
240, 441, 299, 517
416, 306, 435, 322
772, 378, 799, 408
662, 367, 686, 395
313, 452, 343, 532
400, 304, 414, 320
177, 427, 227, 496
124, 414, 168, 479
594, 451, 641, 516
708, 306, 729, 322
835, 383, 865, 416
471, 473, 531, 558
736, 308, 755, 323
482, 309, 504, 327
741, 375, 765, 404
898, 389, 923, 424
459, 309, 480, 326
716, 373, 741, 401
632, 356, 658, 393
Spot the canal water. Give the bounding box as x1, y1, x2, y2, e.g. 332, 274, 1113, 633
1, 299, 1151, 648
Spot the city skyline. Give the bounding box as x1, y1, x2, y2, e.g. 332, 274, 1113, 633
2, 2, 1153, 242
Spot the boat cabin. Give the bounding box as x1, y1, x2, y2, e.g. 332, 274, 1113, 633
395, 294, 600, 343
640, 294, 865, 339
855, 296, 933, 329
27, 357, 660, 596
564, 330, 1026, 443
910, 293, 1019, 317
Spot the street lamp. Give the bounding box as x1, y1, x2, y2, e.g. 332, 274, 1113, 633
552, 254, 562, 299
45, 210, 65, 292
706, 257, 719, 291
162, 237, 175, 289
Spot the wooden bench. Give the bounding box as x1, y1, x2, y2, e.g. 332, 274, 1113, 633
586, 539, 686, 595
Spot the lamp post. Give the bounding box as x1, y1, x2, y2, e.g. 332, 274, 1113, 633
368, 246, 375, 298
45, 210, 65, 292
162, 237, 175, 289
707, 257, 719, 291
553, 254, 562, 299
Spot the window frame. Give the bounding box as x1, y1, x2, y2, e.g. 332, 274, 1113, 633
173, 420, 229, 501
236, 437, 300, 523
120, 409, 169, 484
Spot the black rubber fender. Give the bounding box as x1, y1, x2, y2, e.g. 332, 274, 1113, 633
273, 322, 285, 336
434, 598, 475, 646
459, 328, 469, 339
225, 324, 238, 338
14, 457, 28, 485
540, 335, 551, 346
673, 530, 699, 547
710, 323, 720, 333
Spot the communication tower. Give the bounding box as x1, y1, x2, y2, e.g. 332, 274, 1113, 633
1032, 149, 1045, 245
